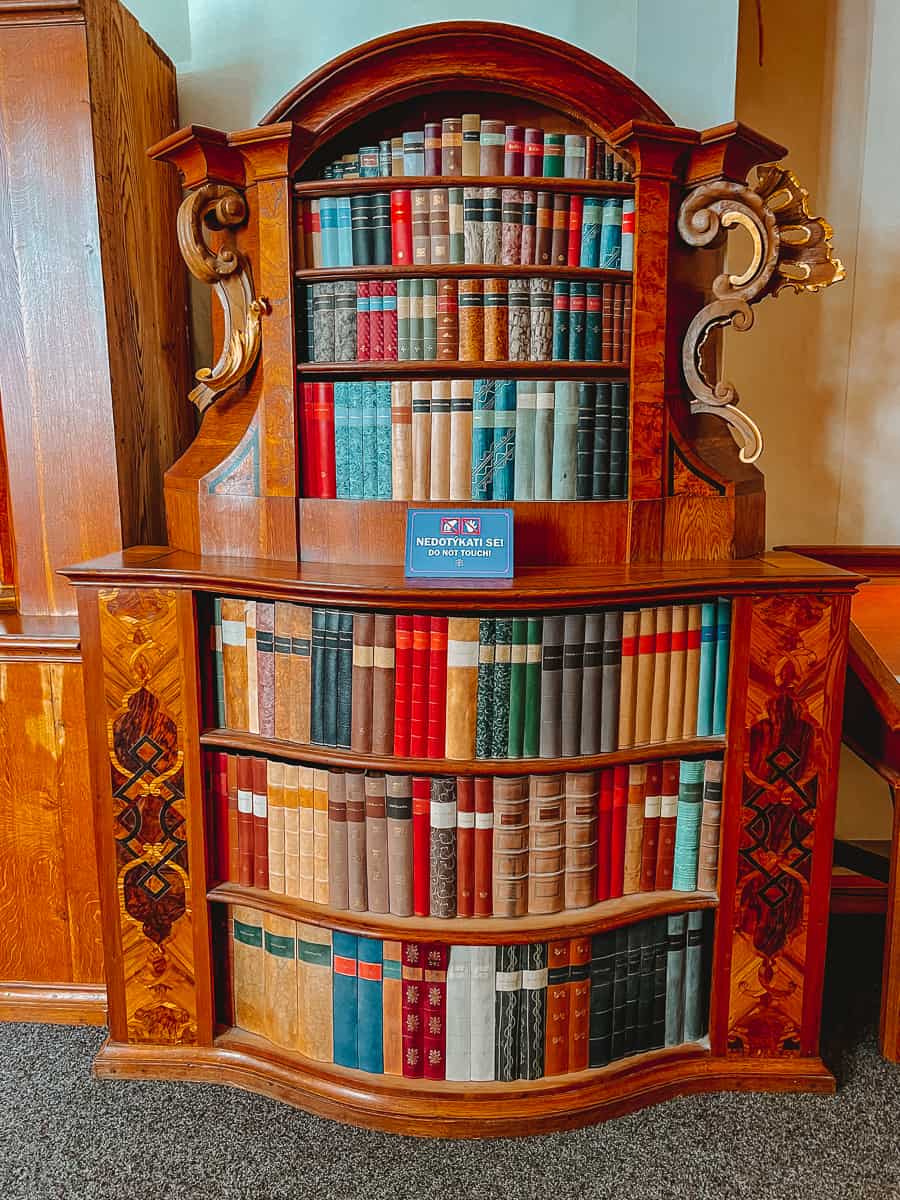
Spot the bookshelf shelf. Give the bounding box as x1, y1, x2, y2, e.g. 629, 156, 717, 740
294, 264, 633, 283
293, 175, 636, 199
200, 727, 726, 776
296, 360, 630, 379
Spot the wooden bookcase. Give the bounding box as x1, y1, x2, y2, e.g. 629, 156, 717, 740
65, 23, 852, 1134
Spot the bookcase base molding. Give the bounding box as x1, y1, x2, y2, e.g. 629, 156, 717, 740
92, 1037, 834, 1138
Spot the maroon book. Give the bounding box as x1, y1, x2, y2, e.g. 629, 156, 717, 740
369, 280, 384, 361
383, 279, 398, 360
473, 776, 493, 917
422, 942, 449, 1080
567, 194, 584, 266
504, 123, 525, 175
524, 127, 544, 176
401, 941, 424, 1078
609, 764, 628, 898
356, 280, 371, 361
424, 121, 442, 175
596, 766, 613, 901
236, 754, 253, 886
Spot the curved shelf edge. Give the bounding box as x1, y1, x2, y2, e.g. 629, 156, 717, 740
199, 729, 726, 775
208, 881, 719, 943
292, 175, 636, 199
294, 264, 633, 282
93, 1035, 835, 1137
296, 360, 630, 379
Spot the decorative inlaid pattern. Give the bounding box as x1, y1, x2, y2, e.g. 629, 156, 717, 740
99, 588, 197, 1045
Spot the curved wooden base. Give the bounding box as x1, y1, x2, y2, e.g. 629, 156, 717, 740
0, 982, 106, 1026
94, 1033, 835, 1137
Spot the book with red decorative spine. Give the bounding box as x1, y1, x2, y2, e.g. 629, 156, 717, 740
427, 616, 449, 757
226, 753, 239, 882
393, 615, 413, 755
596, 767, 614, 901
474, 776, 493, 917
456, 776, 475, 917
369, 280, 384, 360
401, 941, 424, 1078
422, 942, 449, 1079
424, 121, 442, 175
309, 383, 335, 499
567, 193, 584, 266
545, 939, 571, 1076
609, 764, 628, 898
356, 280, 371, 360
568, 935, 592, 1071
640, 762, 662, 891
655, 760, 679, 889
390, 190, 413, 265
412, 776, 431, 917
524, 127, 544, 175
409, 615, 431, 756
382, 280, 398, 359
300, 382, 318, 496
504, 124, 525, 175
251, 755, 269, 890
236, 754, 253, 885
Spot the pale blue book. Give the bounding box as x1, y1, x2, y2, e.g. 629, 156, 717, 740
361, 380, 378, 498
696, 602, 717, 736
620, 198, 635, 271
347, 380, 364, 500
336, 196, 353, 267
492, 380, 517, 501
579, 196, 602, 268
550, 381, 578, 499
513, 381, 536, 499
533, 380, 555, 500
599, 198, 622, 269
375, 381, 392, 498
672, 759, 705, 891
334, 382, 351, 498
713, 598, 731, 735
471, 379, 496, 501
319, 197, 339, 268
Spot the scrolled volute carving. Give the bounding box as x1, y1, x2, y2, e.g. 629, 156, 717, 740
678, 166, 845, 463
176, 184, 269, 413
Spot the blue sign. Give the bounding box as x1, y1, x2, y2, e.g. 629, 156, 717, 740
404, 509, 514, 579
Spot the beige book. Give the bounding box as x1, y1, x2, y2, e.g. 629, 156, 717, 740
623, 763, 646, 894
683, 604, 703, 738
282, 763, 301, 898
666, 604, 688, 742
296, 922, 333, 1061
298, 765, 315, 901
287, 604, 312, 744
232, 904, 266, 1038
449, 379, 474, 500
429, 379, 452, 499
617, 608, 640, 749
263, 911, 297, 1048
411, 379, 431, 501
266, 759, 286, 895
274, 603, 294, 741
391, 381, 412, 499
312, 767, 329, 904
245, 600, 259, 734
649, 605, 672, 744
445, 617, 480, 759
633, 606, 657, 746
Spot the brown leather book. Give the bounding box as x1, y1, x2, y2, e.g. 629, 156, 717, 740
437, 279, 459, 360
545, 939, 571, 1076
391, 381, 413, 499
568, 935, 592, 1071
682, 604, 703, 738
623, 282, 633, 362
365, 772, 389, 913
327, 769, 349, 910
535, 191, 553, 265
221, 597, 249, 730
385, 774, 413, 916
655, 760, 679, 889
623, 763, 646, 894
382, 939, 404, 1074
601, 283, 614, 361
350, 612, 375, 752
263, 911, 298, 1049
266, 759, 286, 895
256, 602, 275, 738
479, 118, 505, 174
649, 605, 672, 744
288, 604, 312, 744
282, 763, 300, 898
564, 770, 598, 909
274, 602, 293, 741
617, 608, 640, 749
697, 759, 724, 891
372, 614, 396, 755
633, 606, 658, 746
474, 776, 494, 917
298, 765, 315, 900
458, 278, 484, 359
441, 117, 462, 175
312, 767, 329, 903
429, 187, 450, 264
411, 188, 430, 265
551, 193, 570, 265
483, 277, 508, 360
345, 770, 368, 912
461, 113, 481, 176
528, 773, 566, 914
639, 762, 662, 892
492, 775, 529, 916
232, 905, 266, 1038
236, 754, 254, 886
445, 616, 479, 759
666, 604, 688, 742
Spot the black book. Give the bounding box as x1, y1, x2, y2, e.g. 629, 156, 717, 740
623, 923, 642, 1056
592, 381, 612, 499
349, 194, 374, 266
336, 611, 353, 749
575, 382, 595, 500
651, 916, 668, 1049
371, 191, 392, 265
588, 930, 615, 1068
609, 380, 628, 499
310, 607, 327, 744
517, 942, 548, 1080
495, 943, 523, 1083
636, 920, 656, 1053
609, 927, 629, 1061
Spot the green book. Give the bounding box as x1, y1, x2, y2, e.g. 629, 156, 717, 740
672, 760, 705, 890
361, 380, 378, 498
543, 131, 565, 177
609, 380, 628, 499
471, 378, 496, 501
334, 382, 351, 498
713, 598, 732, 736
576, 382, 595, 499
568, 280, 586, 359
551, 281, 569, 361
523, 616, 543, 757
513, 381, 536, 500
683, 910, 707, 1041
476, 618, 496, 759
492, 618, 513, 758
592, 381, 611, 499
533, 381, 555, 500
310, 608, 327, 743
422, 277, 437, 359
507, 617, 528, 757
336, 611, 353, 749
375, 380, 392, 498
347, 381, 364, 499
492, 380, 517, 501
397, 279, 411, 360
409, 278, 423, 359
211, 597, 225, 726
696, 602, 717, 736
550, 381, 578, 499
585, 281, 602, 359
323, 608, 340, 746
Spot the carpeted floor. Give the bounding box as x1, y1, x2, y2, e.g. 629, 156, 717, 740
1, 915, 898, 1200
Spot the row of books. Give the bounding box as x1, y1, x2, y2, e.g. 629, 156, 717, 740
302, 278, 632, 364
212, 600, 731, 757
314, 120, 632, 181
298, 190, 633, 271
212, 754, 723, 917
299, 379, 629, 502
231, 909, 707, 1080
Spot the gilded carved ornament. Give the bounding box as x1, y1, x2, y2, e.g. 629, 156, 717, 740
678, 165, 845, 463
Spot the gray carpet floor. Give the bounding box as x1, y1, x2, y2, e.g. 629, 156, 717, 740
1, 915, 898, 1200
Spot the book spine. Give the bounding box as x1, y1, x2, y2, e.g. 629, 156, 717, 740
650, 916, 667, 1049
442, 116, 462, 175
375, 379, 392, 497
507, 616, 528, 758
461, 114, 481, 176
470, 945, 497, 1080
448, 186, 464, 262
599, 197, 622, 268
458, 278, 484, 359
527, 774, 566, 915
411, 380, 431, 501
569, 284, 587, 363
588, 930, 615, 1067
410, 614, 431, 757
349, 193, 373, 266
504, 123, 525, 175
336, 611, 353, 749
422, 278, 437, 358
585, 281, 602, 359
672, 759, 705, 891
401, 941, 424, 1078
364, 773, 389, 914
625, 922, 644, 1055
350, 612, 374, 752
393, 614, 413, 755
266, 760, 285, 895
543, 132, 564, 177
633, 606, 657, 746
429, 380, 451, 500
620, 197, 635, 270
226, 754, 239, 882
475, 617, 495, 758
429, 777, 457, 918
599, 609, 622, 754
449, 379, 474, 499
560, 612, 585, 757
568, 935, 592, 1071
551, 193, 569, 265
640, 762, 661, 892
713, 598, 731, 736
390, 381, 412, 499
463, 186, 483, 264
567, 193, 584, 266
491, 617, 513, 757
501, 187, 523, 265
508, 280, 530, 361
529, 277, 552, 360
333, 280, 357, 362
601, 283, 614, 362
390, 137, 404, 177
649, 605, 672, 745
534, 191, 553, 266
655, 760, 680, 889
445, 945, 471, 1081
369, 614, 396, 756
282, 764, 300, 897
491, 379, 516, 500
523, 128, 544, 176
390, 189, 412, 265
563, 770, 598, 909
533, 380, 554, 498
471, 377, 495, 499
483, 276, 508, 359
386, 775, 413, 917
551, 280, 570, 361
517, 942, 548, 1080
609, 379, 628, 498
427, 615, 449, 756
522, 615, 543, 758
346, 382, 363, 495
424, 121, 441, 175
372, 192, 392, 266
255, 602, 275, 739
608, 764, 628, 898
564, 133, 586, 178
437, 278, 459, 361
251, 756, 268, 890
482, 186, 501, 264
623, 763, 646, 894
327, 770, 349, 910
356, 936, 383, 1074
610, 927, 629, 1060
697, 601, 717, 736
492, 775, 529, 917
236, 755, 254, 886
521, 189, 536, 263
382, 940, 403, 1075
403, 129, 425, 175
697, 759, 724, 891
423, 943, 449, 1080
480, 118, 505, 174
211, 599, 226, 728
412, 776, 430, 917
332, 931, 359, 1068
666, 605, 688, 742
220, 597, 248, 732
368, 282, 384, 362
539, 614, 564, 758
596, 767, 613, 902
429, 186, 450, 263
683, 910, 707, 1040
456, 777, 475, 918
445, 616, 480, 760
683, 603, 702, 738
494, 943, 522, 1082
474, 777, 493, 918
298, 767, 315, 900
345, 771, 368, 912
411, 188, 430, 265
232, 905, 266, 1039
313, 768, 330, 903
513, 380, 536, 498
551, 380, 578, 499
297, 921, 333, 1061
665, 913, 687, 1045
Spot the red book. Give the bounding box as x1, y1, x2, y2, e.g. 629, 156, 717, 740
393, 614, 413, 755
545, 939, 571, 1076
214, 751, 229, 882
311, 382, 336, 498
412, 777, 431, 917
609, 765, 629, 898
401, 941, 424, 1078
640, 762, 662, 891
655, 760, 679, 889
236, 754, 254, 886
426, 616, 448, 757
391, 189, 413, 266
524, 127, 544, 176
422, 942, 449, 1079
356, 280, 371, 361
251, 755, 269, 890
300, 381, 319, 496
409, 615, 430, 757
504, 124, 525, 175
369, 280, 384, 361
567, 194, 584, 267
226, 753, 239, 882
456, 776, 475, 917
383, 280, 398, 359
596, 767, 614, 901
473, 777, 493, 917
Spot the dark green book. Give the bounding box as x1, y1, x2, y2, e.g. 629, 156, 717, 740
592, 381, 612, 499
422, 278, 437, 359
651, 917, 668, 1049
523, 616, 543, 757
609, 380, 628, 499
409, 278, 423, 359
624, 923, 642, 1056
543, 131, 565, 177
495, 943, 522, 1082
397, 279, 410, 360
585, 281, 602, 360
212, 597, 225, 727
517, 941, 548, 1080
323, 609, 341, 746
336, 611, 353, 749
588, 931, 615, 1068
665, 913, 687, 1046
507, 617, 528, 758
371, 191, 392, 265
551, 280, 570, 360
476, 618, 496, 759
684, 909, 708, 1041
310, 608, 327, 744
575, 382, 595, 499
349, 194, 374, 266
636, 921, 656, 1053
539, 614, 565, 758
568, 280, 586, 359
492, 618, 513, 758
609, 928, 630, 1061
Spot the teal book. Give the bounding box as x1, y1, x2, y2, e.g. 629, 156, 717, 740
568, 281, 586, 360
347, 381, 364, 499
696, 602, 717, 736
476, 618, 496, 759
492, 618, 513, 758
471, 378, 496, 501
580, 196, 601, 268
323, 609, 340, 745
550, 381, 578, 499
523, 616, 543, 757
397, 279, 410, 360
310, 608, 327, 743
211, 597, 225, 727
551, 281, 570, 361
375, 380, 392, 498
332, 930, 359, 1068
492, 380, 517, 501
585, 282, 602, 359
356, 936, 384, 1073
361, 380, 378, 498
609, 381, 628, 500
672, 759, 705, 891
592, 381, 611, 499
599, 198, 622, 269
533, 381, 555, 500
334, 382, 351, 498
319, 196, 339, 267
409, 278, 423, 360
513, 381, 536, 500
575, 382, 595, 499
336, 195, 353, 267
336, 611, 353, 749
507, 617, 528, 758
713, 598, 732, 736
683, 910, 707, 1041
422, 278, 437, 359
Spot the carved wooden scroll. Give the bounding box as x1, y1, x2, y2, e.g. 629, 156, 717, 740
678, 166, 845, 463
177, 184, 268, 413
